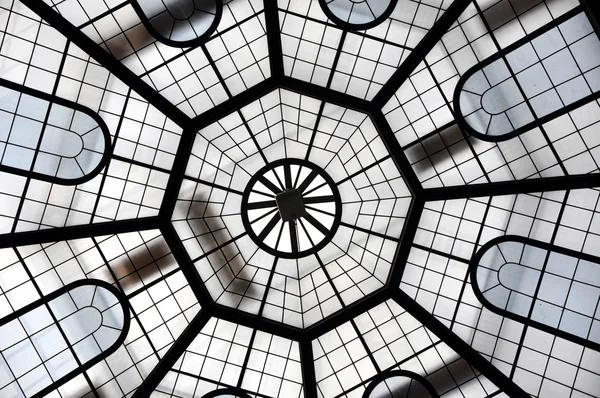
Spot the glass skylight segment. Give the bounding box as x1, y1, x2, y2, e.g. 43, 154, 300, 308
474, 236, 600, 348
456, 12, 600, 140
0, 281, 129, 397
0, 83, 110, 184
133, 0, 222, 46
363, 371, 437, 398
1, 0, 599, 397
320, 0, 396, 30
278, 0, 453, 100
173, 88, 412, 327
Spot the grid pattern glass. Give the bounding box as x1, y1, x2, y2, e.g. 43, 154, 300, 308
1, 0, 600, 397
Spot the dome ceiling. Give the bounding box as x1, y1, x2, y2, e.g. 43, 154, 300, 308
0, 0, 599, 397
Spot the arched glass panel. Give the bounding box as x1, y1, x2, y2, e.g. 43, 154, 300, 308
201, 388, 252, 398
319, 0, 397, 30
0, 280, 130, 397
363, 370, 439, 398
472, 236, 600, 350
0, 80, 111, 185
455, 12, 600, 141
132, 0, 222, 47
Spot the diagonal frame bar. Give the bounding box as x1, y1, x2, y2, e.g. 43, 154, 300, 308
20, 0, 191, 128
390, 289, 529, 398
264, 0, 284, 78
131, 310, 213, 397
424, 174, 600, 201
300, 341, 318, 398
8, 2, 600, 398
0, 217, 160, 249
371, 0, 474, 108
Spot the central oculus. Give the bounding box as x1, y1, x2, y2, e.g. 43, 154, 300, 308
241, 159, 342, 258
275, 188, 306, 222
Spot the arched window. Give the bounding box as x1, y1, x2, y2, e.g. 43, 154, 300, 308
319, 0, 398, 31
132, 0, 222, 47
201, 388, 252, 398
455, 12, 600, 141
472, 236, 600, 350
362, 370, 439, 398
0, 80, 111, 185
0, 280, 130, 397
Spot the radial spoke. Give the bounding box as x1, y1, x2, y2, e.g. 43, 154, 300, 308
298, 219, 315, 246
303, 195, 336, 204
339, 221, 399, 242
297, 169, 319, 193
258, 213, 281, 241
251, 188, 275, 198
302, 181, 327, 197
247, 200, 277, 210
191, 232, 247, 262
305, 205, 336, 217
293, 164, 302, 188
289, 221, 298, 253
249, 208, 278, 224
303, 212, 330, 236
284, 163, 293, 190
275, 221, 285, 248
258, 176, 283, 194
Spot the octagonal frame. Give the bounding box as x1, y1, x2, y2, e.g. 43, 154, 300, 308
3, 0, 599, 397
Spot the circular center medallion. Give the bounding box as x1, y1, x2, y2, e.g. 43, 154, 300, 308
241, 159, 342, 258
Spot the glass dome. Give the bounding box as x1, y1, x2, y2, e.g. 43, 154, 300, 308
0, 0, 599, 397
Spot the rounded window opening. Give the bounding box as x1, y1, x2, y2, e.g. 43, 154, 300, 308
363, 370, 439, 398
319, 0, 397, 30
241, 159, 342, 258
0, 280, 130, 397
134, 0, 222, 47
472, 236, 600, 350
201, 388, 252, 398
0, 82, 111, 185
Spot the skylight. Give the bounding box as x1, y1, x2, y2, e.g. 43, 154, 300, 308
0, 0, 599, 397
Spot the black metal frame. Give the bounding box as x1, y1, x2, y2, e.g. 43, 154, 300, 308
453, 6, 600, 142
1, 279, 131, 398
129, 0, 223, 48
361, 369, 439, 398
201, 388, 252, 398
470, 235, 600, 352
240, 158, 343, 258
0, 77, 112, 186
5, 0, 600, 397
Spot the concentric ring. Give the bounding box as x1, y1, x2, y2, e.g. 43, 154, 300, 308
241, 158, 342, 258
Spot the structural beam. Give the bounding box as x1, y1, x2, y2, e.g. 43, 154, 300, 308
304, 289, 388, 341
300, 341, 318, 398
131, 310, 212, 397
423, 173, 600, 201
372, 0, 473, 108
581, 0, 600, 35
264, 0, 284, 78
161, 223, 213, 308
370, 110, 423, 196
387, 198, 425, 287
214, 303, 305, 341
391, 289, 529, 398
0, 217, 160, 248
20, 0, 191, 129
281, 76, 372, 111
